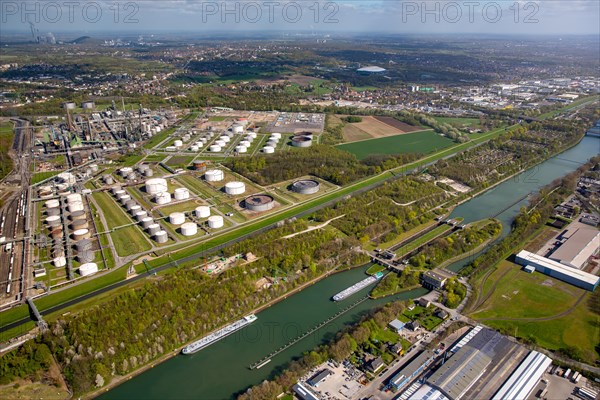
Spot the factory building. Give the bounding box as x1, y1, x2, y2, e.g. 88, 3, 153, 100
515, 250, 600, 291
292, 383, 319, 400
408, 384, 449, 400
388, 350, 436, 391
422, 270, 450, 289
548, 226, 599, 269
492, 351, 552, 400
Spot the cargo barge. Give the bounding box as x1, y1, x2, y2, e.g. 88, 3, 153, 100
182, 314, 257, 354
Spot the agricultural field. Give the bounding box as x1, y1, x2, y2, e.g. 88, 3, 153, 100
470, 260, 599, 363
337, 130, 453, 159
432, 116, 483, 130
0, 121, 14, 180
341, 115, 423, 143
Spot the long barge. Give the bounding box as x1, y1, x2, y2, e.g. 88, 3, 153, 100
332, 272, 384, 301
182, 314, 257, 355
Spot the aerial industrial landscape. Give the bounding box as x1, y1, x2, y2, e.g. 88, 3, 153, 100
0, 3, 599, 400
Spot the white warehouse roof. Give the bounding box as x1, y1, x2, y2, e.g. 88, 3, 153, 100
492, 351, 552, 400
516, 250, 600, 288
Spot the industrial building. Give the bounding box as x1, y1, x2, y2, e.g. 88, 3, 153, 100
408, 384, 449, 400
388, 319, 405, 333
427, 328, 527, 400
308, 369, 332, 387
548, 226, 599, 269
515, 250, 600, 291
388, 350, 436, 391
422, 270, 449, 289
492, 351, 552, 400
292, 383, 319, 400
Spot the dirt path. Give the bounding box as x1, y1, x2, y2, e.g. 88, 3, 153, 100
280, 215, 345, 239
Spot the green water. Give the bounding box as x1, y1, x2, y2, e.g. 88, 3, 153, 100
100, 136, 599, 399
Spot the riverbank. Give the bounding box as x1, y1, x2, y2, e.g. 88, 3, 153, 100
85, 261, 370, 399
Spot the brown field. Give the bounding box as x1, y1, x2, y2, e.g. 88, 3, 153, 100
342, 116, 423, 143
374, 116, 423, 132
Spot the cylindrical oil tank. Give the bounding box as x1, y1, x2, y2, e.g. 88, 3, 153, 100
79, 262, 98, 277
174, 188, 190, 201
244, 194, 275, 212
90, 164, 99, 173
120, 167, 133, 177
291, 179, 321, 195
207, 215, 224, 229
219, 136, 231, 143
271, 132, 282, 139
104, 176, 114, 185
68, 201, 84, 213
247, 132, 257, 139
69, 210, 86, 221
268, 136, 280, 142
154, 231, 168, 243
129, 205, 142, 215
112, 188, 125, 196
193, 161, 207, 171
169, 212, 185, 225
147, 223, 161, 235
145, 178, 168, 195
39, 190, 53, 198
190, 145, 199, 152
118, 195, 131, 205
266, 140, 278, 148
124, 200, 137, 210
46, 207, 61, 217
209, 145, 222, 153
155, 192, 172, 205
73, 228, 91, 240
135, 211, 148, 221
180, 222, 198, 236
174, 140, 183, 147
225, 182, 246, 195
71, 219, 88, 230
53, 256, 67, 268
214, 140, 226, 147
140, 217, 154, 229
127, 173, 137, 181
50, 228, 63, 239
75, 239, 92, 252
46, 199, 60, 208
144, 169, 154, 177
235, 146, 248, 153
195, 206, 211, 218
291, 136, 313, 148
240, 140, 251, 147
263, 146, 275, 154
52, 246, 64, 258
46, 215, 61, 227
232, 125, 244, 134
205, 170, 224, 182
66, 193, 82, 204
77, 250, 94, 263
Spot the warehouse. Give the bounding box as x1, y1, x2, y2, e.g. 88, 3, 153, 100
292, 383, 319, 400
388, 350, 436, 391
422, 270, 449, 289
492, 351, 552, 400
515, 250, 600, 291
548, 225, 599, 269
408, 384, 450, 400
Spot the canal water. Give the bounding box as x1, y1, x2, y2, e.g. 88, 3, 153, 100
100, 137, 599, 399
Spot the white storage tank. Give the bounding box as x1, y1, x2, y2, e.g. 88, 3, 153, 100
174, 140, 183, 147
205, 170, 224, 182
135, 211, 148, 221
174, 188, 190, 201
146, 178, 168, 195
232, 124, 244, 134
209, 145, 222, 153
120, 167, 133, 177
268, 136, 280, 142
263, 146, 275, 154
129, 205, 142, 215
147, 224, 161, 235
46, 207, 60, 217
190, 145, 199, 152
195, 206, 211, 218
180, 222, 198, 236
79, 262, 99, 277
169, 212, 186, 225
214, 140, 226, 147
46, 216, 61, 227
113, 189, 126, 197
240, 140, 252, 147
207, 215, 224, 229
247, 132, 257, 139
53, 256, 67, 268
271, 132, 282, 139
46, 199, 60, 208
155, 192, 172, 205
140, 217, 154, 228
155, 231, 168, 243
225, 181, 246, 195
219, 136, 231, 143
118, 195, 131, 205
73, 229, 91, 240
68, 201, 84, 213
266, 140, 278, 148
235, 146, 248, 153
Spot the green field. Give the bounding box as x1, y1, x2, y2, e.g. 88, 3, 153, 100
31, 171, 60, 185
433, 116, 482, 129
470, 260, 599, 363
336, 130, 453, 159
92, 192, 151, 257
0, 121, 14, 180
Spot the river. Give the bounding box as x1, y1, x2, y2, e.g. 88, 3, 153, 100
100, 136, 599, 399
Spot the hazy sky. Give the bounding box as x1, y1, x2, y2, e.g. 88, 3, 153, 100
2, 0, 599, 35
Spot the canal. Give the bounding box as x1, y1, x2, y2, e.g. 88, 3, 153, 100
100, 136, 599, 399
